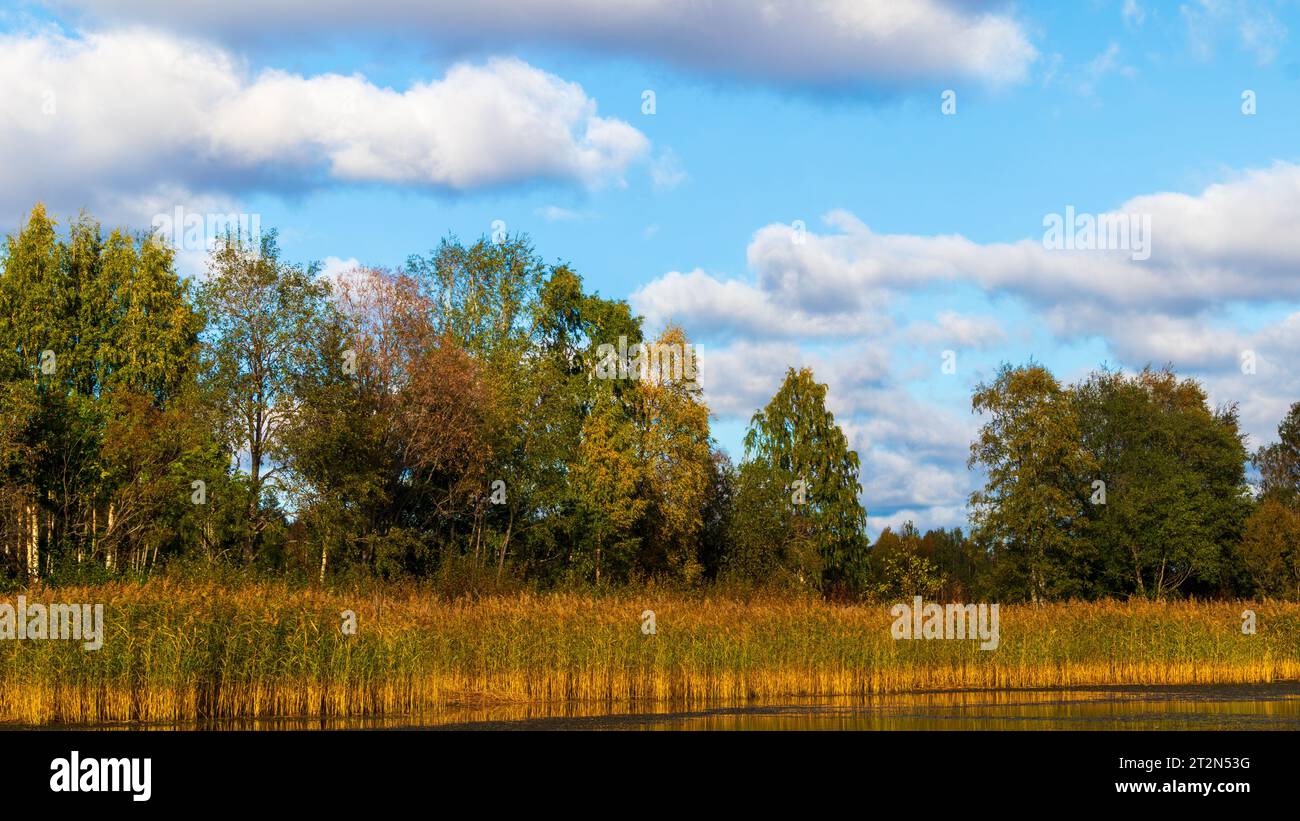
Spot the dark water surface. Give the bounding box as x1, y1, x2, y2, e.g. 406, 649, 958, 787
426, 682, 1300, 731
32, 682, 1300, 730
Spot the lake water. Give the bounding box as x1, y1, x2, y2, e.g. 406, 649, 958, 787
48, 682, 1300, 730
425, 683, 1300, 731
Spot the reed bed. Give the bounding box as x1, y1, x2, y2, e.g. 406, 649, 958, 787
2, 580, 1297, 725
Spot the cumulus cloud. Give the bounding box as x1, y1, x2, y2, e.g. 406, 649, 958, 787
689, 334, 975, 535
1191, 311, 1300, 445
635, 163, 1300, 366
0, 28, 648, 223
50, 0, 1038, 89
905, 311, 1006, 350
697, 341, 811, 418
835, 381, 978, 529
318, 256, 362, 281
692, 339, 892, 420
634, 163, 1300, 530
629, 268, 893, 340
696, 337, 977, 535
869, 504, 970, 537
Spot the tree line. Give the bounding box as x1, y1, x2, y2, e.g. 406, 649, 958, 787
1, 204, 1297, 600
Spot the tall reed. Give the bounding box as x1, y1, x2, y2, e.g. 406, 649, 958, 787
2, 580, 1296, 725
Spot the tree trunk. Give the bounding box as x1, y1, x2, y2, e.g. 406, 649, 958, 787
472, 510, 482, 564
84, 505, 94, 564
26, 502, 38, 581
106, 503, 116, 570
496, 510, 513, 581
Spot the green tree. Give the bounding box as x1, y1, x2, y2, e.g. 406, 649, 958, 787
632, 324, 712, 583
0, 205, 204, 579
917, 527, 988, 600
1239, 498, 1300, 598
869, 522, 947, 600
722, 459, 819, 589
199, 231, 328, 566
1073, 368, 1249, 599
1239, 403, 1300, 598
698, 449, 736, 581
569, 391, 647, 585
1254, 401, 1300, 503
739, 367, 868, 593
481, 254, 646, 585
969, 363, 1094, 602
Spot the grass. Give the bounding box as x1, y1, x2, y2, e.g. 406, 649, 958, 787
2, 579, 1298, 725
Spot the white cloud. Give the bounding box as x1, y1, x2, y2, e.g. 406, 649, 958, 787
837, 385, 978, 527
689, 335, 976, 534
905, 311, 1006, 350
635, 163, 1300, 365
868, 505, 969, 538
0, 28, 648, 222
1076, 42, 1135, 96
1182, 0, 1287, 65
1193, 311, 1300, 447
52, 0, 1039, 89
73, 185, 246, 277
696, 340, 813, 418
535, 205, 586, 222
691, 339, 892, 419
1100, 314, 1247, 370
630, 266, 894, 339
634, 163, 1300, 526
1122, 0, 1146, 29
650, 149, 688, 191
318, 256, 362, 281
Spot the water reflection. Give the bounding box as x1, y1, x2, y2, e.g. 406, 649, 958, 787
431, 683, 1300, 731
36, 682, 1300, 731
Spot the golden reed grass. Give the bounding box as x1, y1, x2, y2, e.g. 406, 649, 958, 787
1, 580, 1297, 725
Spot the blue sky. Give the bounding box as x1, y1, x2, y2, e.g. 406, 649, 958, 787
3, 0, 1300, 535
